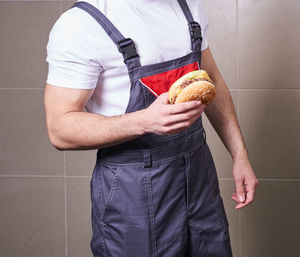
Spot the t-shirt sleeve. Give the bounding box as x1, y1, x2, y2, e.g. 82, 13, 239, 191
46, 12, 102, 89
200, 10, 209, 51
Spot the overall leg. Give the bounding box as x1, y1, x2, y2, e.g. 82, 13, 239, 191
185, 143, 233, 257
90, 161, 153, 257
90, 154, 192, 257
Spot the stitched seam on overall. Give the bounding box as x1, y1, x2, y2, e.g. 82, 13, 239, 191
148, 125, 200, 145
184, 154, 191, 215
142, 81, 151, 107
102, 166, 120, 257
145, 168, 158, 257
147, 126, 204, 151
102, 223, 107, 257
91, 167, 102, 219
130, 58, 202, 80
149, 120, 203, 144
97, 165, 106, 257
98, 140, 205, 168
97, 126, 203, 160
105, 167, 120, 214
128, 50, 202, 74
203, 145, 226, 234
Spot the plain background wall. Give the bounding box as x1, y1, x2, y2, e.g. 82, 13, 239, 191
0, 0, 299, 256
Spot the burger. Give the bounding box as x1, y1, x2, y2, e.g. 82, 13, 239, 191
168, 70, 216, 106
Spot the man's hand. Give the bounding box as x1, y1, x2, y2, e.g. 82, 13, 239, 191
232, 157, 259, 209
141, 92, 206, 135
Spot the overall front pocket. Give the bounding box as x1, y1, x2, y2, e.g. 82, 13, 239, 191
99, 163, 150, 225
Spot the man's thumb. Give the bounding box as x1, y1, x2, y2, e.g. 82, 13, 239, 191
158, 92, 170, 104
236, 183, 245, 203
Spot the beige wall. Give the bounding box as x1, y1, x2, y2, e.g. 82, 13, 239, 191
0, 0, 299, 256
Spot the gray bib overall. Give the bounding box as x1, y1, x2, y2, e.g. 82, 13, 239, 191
72, 1, 233, 256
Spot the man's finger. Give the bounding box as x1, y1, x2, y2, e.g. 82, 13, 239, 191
166, 107, 204, 125
245, 183, 256, 203
235, 180, 246, 203
235, 196, 252, 209
231, 193, 239, 203
235, 185, 256, 209
168, 101, 203, 115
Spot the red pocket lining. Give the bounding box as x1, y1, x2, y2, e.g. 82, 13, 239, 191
139, 62, 200, 97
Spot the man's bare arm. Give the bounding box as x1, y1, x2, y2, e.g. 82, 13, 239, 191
44, 84, 205, 150
201, 47, 247, 161
201, 46, 258, 209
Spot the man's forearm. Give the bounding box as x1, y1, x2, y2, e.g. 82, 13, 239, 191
49, 111, 145, 150
201, 47, 248, 161
204, 75, 248, 161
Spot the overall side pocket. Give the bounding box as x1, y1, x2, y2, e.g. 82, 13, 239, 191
99, 162, 121, 223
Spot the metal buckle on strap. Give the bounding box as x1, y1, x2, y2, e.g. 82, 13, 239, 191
188, 21, 202, 42
117, 38, 139, 62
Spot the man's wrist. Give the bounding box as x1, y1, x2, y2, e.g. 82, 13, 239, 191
133, 109, 149, 135
232, 149, 249, 162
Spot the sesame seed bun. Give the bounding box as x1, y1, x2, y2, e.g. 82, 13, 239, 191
168, 70, 216, 105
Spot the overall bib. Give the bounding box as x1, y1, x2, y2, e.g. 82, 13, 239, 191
72, 1, 233, 256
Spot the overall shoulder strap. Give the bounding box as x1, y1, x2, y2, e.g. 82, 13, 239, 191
72, 1, 141, 69
177, 0, 203, 51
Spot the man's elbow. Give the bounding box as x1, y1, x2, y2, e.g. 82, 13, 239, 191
47, 131, 67, 151
47, 128, 83, 151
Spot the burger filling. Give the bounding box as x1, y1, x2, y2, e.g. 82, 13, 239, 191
173, 78, 211, 103
179, 78, 210, 89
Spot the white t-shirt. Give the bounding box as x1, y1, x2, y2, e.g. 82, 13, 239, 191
46, 0, 209, 116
